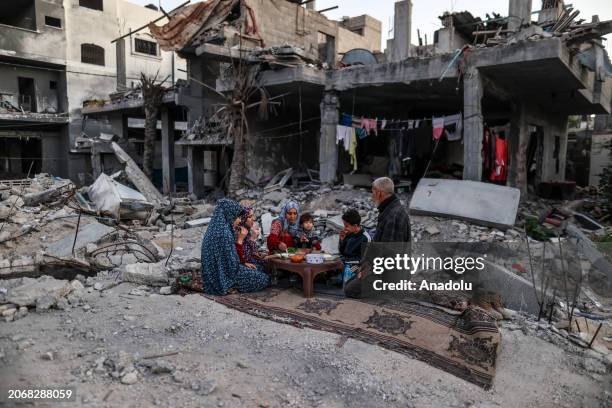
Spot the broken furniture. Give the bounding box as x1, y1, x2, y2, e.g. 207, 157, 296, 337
269, 258, 343, 298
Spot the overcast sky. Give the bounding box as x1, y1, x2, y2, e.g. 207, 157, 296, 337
131, 0, 612, 52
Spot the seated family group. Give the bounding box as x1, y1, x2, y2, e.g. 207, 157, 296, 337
200, 177, 411, 297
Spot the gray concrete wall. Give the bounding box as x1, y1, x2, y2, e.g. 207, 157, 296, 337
589, 133, 612, 186
391, 1, 412, 61
0, 65, 62, 113
247, 0, 381, 61
0, 0, 66, 65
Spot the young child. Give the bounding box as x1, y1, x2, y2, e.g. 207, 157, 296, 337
235, 226, 257, 270
338, 209, 371, 261
294, 213, 321, 250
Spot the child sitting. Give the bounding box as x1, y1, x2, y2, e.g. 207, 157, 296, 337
338, 209, 371, 262
235, 226, 257, 270
294, 213, 321, 250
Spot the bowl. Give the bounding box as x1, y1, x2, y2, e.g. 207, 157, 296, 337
290, 255, 305, 263
305, 254, 324, 264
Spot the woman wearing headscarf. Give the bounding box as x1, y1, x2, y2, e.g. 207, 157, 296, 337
201, 199, 269, 295
266, 200, 300, 252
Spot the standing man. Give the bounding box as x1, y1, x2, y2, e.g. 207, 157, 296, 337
344, 177, 411, 298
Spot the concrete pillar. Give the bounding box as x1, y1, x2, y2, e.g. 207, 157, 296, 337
319, 91, 339, 184
392, 1, 412, 61
91, 141, 103, 180
161, 107, 175, 195
187, 146, 206, 198
508, 0, 532, 32
462, 67, 483, 181
508, 103, 529, 195
541, 115, 568, 182
116, 38, 127, 91
109, 113, 128, 141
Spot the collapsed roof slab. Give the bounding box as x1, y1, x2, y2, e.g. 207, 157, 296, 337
216, 65, 326, 93
0, 112, 69, 124
327, 38, 610, 115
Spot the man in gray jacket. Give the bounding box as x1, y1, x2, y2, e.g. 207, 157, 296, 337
344, 177, 411, 298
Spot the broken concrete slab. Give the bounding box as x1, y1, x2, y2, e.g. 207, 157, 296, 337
111, 142, 166, 208
409, 179, 520, 230
264, 168, 293, 193
45, 223, 114, 258
184, 218, 211, 229
6, 276, 73, 307
326, 215, 344, 232
123, 262, 170, 287
262, 190, 288, 204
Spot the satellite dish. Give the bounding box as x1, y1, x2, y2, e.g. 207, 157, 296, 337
341, 48, 378, 66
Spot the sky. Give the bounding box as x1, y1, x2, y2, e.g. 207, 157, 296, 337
130, 0, 612, 53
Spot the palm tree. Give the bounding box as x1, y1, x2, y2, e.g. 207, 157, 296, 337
140, 72, 168, 179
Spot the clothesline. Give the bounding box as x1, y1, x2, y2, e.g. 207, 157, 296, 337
340, 112, 462, 126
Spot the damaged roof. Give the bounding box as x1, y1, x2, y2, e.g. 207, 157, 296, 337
149, 0, 240, 51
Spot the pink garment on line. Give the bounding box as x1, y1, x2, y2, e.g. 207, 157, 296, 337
432, 117, 444, 140
361, 118, 378, 136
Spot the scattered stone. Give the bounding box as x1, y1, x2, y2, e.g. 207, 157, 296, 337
190, 379, 217, 396
6, 276, 73, 307
123, 262, 169, 287
14, 306, 28, 320
159, 286, 173, 295
93, 282, 104, 291
425, 226, 440, 236
36, 294, 57, 311
1, 308, 16, 318
70, 280, 85, 291
41, 351, 55, 361
121, 371, 138, 385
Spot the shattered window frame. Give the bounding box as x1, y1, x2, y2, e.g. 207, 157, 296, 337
81, 43, 105, 66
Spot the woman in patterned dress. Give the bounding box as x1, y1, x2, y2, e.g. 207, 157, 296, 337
266, 200, 300, 252
201, 199, 269, 295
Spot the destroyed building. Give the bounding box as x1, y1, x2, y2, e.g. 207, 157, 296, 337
0, 0, 185, 182
76, 0, 612, 200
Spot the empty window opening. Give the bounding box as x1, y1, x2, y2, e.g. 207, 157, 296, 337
79, 0, 103, 11
135, 38, 158, 56
0, 0, 37, 31
45, 16, 62, 28
49, 81, 58, 90
81, 44, 105, 66
18, 77, 37, 113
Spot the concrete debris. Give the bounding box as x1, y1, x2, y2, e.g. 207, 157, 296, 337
122, 262, 170, 287
409, 179, 521, 230
110, 142, 166, 208
184, 218, 211, 229
5, 276, 73, 307
88, 173, 154, 221
45, 223, 115, 259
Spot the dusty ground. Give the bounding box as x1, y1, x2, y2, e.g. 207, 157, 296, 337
1, 280, 610, 408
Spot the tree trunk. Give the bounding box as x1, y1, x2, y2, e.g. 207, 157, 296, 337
142, 104, 159, 180
228, 112, 247, 195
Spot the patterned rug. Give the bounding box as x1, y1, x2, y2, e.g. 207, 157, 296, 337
206, 288, 501, 389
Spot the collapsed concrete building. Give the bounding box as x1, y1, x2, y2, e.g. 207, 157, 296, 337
0, 0, 185, 182
14, 0, 612, 200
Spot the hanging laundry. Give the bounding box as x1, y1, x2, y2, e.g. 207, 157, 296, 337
444, 113, 463, 141
361, 118, 378, 136
336, 125, 354, 152
490, 133, 508, 182
432, 117, 445, 140
381, 119, 387, 130
349, 130, 358, 171
340, 113, 353, 127
356, 128, 368, 140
